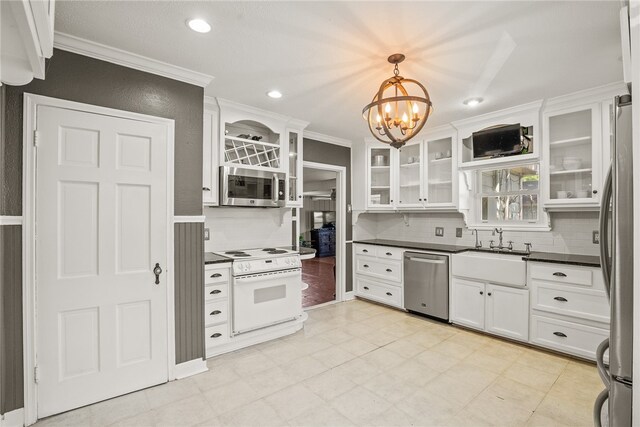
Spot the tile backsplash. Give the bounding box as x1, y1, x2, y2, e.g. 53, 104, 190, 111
354, 211, 600, 256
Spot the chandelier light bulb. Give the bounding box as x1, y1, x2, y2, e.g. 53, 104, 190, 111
402, 112, 409, 123
412, 103, 419, 114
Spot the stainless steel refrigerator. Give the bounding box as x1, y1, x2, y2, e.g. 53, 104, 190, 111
594, 94, 633, 426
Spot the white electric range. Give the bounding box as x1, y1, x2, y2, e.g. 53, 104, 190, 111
213, 247, 303, 334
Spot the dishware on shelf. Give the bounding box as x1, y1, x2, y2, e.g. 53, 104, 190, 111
557, 190, 574, 199
407, 156, 416, 164
372, 155, 387, 166
445, 149, 452, 158
577, 190, 590, 198
562, 157, 582, 170
434, 152, 443, 160
370, 194, 382, 204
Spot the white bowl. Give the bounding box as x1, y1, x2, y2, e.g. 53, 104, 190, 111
562, 158, 582, 170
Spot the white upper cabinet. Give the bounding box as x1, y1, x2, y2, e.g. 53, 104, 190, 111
286, 120, 309, 208
367, 145, 396, 210
423, 129, 457, 208
202, 98, 219, 206
541, 83, 625, 210
396, 143, 422, 208
1, 0, 55, 85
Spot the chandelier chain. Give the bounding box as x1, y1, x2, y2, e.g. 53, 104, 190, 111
393, 63, 399, 76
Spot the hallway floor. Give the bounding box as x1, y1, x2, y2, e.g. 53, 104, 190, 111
301, 256, 335, 308
34, 299, 602, 427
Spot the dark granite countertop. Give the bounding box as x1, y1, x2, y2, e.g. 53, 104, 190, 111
205, 252, 232, 265
524, 251, 600, 268
354, 239, 601, 267
353, 239, 469, 253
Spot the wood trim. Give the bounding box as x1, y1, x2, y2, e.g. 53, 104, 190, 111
53, 32, 214, 88
173, 216, 206, 223
0, 217, 22, 226
173, 358, 207, 380
303, 130, 352, 147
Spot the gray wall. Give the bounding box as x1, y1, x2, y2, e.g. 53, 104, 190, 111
303, 139, 353, 292
0, 50, 205, 413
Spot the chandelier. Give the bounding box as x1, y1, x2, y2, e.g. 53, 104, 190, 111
362, 54, 433, 149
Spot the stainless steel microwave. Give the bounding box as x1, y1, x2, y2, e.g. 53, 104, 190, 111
220, 166, 286, 207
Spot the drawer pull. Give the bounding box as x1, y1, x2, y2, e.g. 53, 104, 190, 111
363, 286, 370, 290
210, 289, 222, 295
210, 273, 222, 278
203, 187, 211, 191
553, 296, 568, 302
210, 333, 222, 338
553, 332, 567, 338
479, 291, 484, 295
210, 310, 222, 315
363, 264, 370, 268
386, 292, 393, 296
386, 268, 392, 272
386, 252, 392, 256
553, 272, 567, 277
487, 292, 492, 296
363, 249, 369, 253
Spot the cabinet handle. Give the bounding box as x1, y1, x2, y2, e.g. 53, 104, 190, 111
298, 195, 302, 198
487, 292, 492, 296
210, 333, 222, 338
386, 252, 392, 256
203, 187, 211, 191
479, 291, 484, 295
390, 199, 394, 203
210, 289, 222, 295
211, 273, 222, 278
553, 296, 568, 302
386, 269, 392, 272
363, 286, 370, 290
210, 310, 222, 315
553, 332, 567, 338
363, 264, 370, 268
593, 190, 598, 195
386, 292, 393, 296
363, 249, 369, 253
553, 272, 567, 277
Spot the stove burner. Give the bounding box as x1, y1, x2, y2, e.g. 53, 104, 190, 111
225, 251, 246, 255
262, 248, 277, 251
268, 250, 287, 254
232, 254, 251, 257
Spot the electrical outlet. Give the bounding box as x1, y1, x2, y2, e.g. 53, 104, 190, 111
204, 228, 210, 241
435, 227, 444, 237
456, 228, 463, 238
593, 230, 600, 244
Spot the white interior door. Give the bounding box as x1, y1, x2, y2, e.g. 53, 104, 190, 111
36, 105, 169, 417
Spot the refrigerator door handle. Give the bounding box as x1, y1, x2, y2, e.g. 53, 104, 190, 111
593, 388, 609, 427
599, 165, 613, 299
596, 338, 610, 387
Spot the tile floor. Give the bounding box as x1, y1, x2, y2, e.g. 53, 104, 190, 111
301, 256, 336, 307
35, 299, 603, 427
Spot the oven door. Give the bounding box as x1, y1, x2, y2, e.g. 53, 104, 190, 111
232, 268, 302, 334
220, 166, 286, 207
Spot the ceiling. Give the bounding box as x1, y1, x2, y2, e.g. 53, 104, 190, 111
55, 1, 623, 143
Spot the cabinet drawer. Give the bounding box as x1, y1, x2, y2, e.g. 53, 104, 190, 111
356, 278, 402, 308
204, 300, 229, 326
205, 324, 229, 348
530, 264, 593, 287
205, 283, 229, 301
375, 246, 403, 261
355, 244, 376, 257
531, 281, 609, 323
205, 268, 230, 285
530, 315, 608, 360
355, 257, 401, 283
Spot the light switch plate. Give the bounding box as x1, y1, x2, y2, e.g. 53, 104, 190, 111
456, 228, 463, 238
435, 227, 444, 237
204, 228, 210, 241
593, 230, 599, 244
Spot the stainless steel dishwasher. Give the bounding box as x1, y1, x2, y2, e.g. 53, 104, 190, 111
403, 252, 449, 321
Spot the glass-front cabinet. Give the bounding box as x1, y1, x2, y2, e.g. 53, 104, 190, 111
397, 143, 422, 207
543, 103, 602, 208
287, 129, 303, 207
424, 135, 454, 207
367, 146, 395, 209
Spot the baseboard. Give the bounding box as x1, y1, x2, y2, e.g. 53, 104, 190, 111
344, 291, 355, 300
1, 408, 24, 427
174, 358, 208, 379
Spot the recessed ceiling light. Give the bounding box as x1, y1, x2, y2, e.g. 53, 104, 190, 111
187, 19, 211, 33
267, 90, 283, 99
463, 97, 483, 107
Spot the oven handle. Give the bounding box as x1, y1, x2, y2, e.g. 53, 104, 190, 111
273, 174, 280, 204
235, 268, 301, 284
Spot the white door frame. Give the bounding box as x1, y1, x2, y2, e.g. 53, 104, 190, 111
302, 161, 347, 303
22, 93, 176, 425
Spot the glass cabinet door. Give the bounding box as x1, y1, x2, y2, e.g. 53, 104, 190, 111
425, 137, 453, 205
397, 143, 422, 206
288, 131, 302, 206
368, 147, 393, 207
547, 107, 596, 202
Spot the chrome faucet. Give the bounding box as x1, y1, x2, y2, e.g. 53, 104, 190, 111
472, 229, 482, 249
493, 228, 504, 249
524, 242, 533, 254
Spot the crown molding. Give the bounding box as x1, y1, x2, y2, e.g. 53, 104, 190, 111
303, 130, 352, 148
53, 32, 214, 88
451, 99, 544, 131
543, 81, 628, 111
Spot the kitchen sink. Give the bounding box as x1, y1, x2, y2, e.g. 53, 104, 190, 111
452, 250, 527, 287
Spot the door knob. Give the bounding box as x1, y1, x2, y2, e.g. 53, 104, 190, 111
153, 263, 163, 285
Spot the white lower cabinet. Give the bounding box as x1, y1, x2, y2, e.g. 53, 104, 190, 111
355, 276, 403, 308
354, 244, 403, 309
451, 277, 529, 342
204, 263, 232, 357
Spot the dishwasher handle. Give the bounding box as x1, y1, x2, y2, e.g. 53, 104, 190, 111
406, 257, 446, 265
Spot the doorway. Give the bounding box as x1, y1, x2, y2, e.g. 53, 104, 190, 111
300, 162, 345, 308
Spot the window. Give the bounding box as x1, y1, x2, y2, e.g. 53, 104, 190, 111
477, 163, 540, 224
